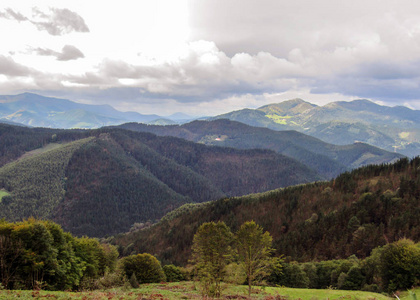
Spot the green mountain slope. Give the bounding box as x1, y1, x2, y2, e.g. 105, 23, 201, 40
0, 124, 320, 237
113, 157, 420, 266
0, 138, 94, 220
117, 119, 404, 179
211, 98, 420, 157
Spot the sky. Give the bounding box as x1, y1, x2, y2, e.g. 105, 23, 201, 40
1, 0, 420, 116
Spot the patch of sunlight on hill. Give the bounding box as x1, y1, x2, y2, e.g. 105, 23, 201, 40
265, 114, 292, 125
399, 131, 410, 139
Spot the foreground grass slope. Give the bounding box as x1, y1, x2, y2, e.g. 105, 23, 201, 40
0, 282, 401, 299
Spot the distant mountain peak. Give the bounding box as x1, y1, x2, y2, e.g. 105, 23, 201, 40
258, 98, 316, 116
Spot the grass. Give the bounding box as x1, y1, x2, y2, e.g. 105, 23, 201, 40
0, 190, 10, 201
0, 281, 399, 300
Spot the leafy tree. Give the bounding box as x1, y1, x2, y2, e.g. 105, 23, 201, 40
236, 221, 274, 296
120, 253, 166, 284
191, 221, 233, 298
380, 239, 420, 292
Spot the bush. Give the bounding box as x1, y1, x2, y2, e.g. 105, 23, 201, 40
120, 253, 166, 284
163, 264, 185, 282
380, 239, 420, 292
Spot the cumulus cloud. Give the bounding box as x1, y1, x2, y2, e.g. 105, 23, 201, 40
0, 7, 89, 35
32, 45, 85, 61
2, 1, 420, 112
0, 55, 33, 76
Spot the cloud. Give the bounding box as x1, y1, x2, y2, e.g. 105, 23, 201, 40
32, 45, 84, 61
0, 7, 89, 35
0, 8, 28, 21
0, 55, 33, 76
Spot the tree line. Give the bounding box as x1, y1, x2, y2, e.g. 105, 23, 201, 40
0, 218, 419, 296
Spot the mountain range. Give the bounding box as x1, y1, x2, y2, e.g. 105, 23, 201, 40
116, 119, 404, 179
0, 123, 320, 237
1, 93, 419, 157
212, 98, 420, 157
0, 93, 162, 128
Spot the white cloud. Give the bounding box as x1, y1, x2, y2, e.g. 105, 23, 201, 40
0, 7, 89, 35
0, 0, 420, 114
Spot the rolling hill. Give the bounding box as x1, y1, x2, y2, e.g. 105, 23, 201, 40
211, 98, 420, 157
116, 119, 404, 179
0, 123, 320, 236
112, 157, 420, 266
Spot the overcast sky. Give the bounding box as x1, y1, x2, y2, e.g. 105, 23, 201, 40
1, 0, 420, 115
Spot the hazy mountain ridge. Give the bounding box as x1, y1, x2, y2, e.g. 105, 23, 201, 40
0, 93, 161, 128
0, 123, 320, 236
2, 93, 418, 157
116, 119, 404, 179
211, 98, 420, 157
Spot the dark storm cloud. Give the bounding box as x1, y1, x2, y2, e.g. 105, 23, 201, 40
0, 7, 89, 35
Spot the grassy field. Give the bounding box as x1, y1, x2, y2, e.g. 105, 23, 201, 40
0, 282, 411, 299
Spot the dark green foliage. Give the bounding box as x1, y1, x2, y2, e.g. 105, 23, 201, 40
0, 138, 93, 222
0, 219, 117, 291
273, 262, 309, 288
113, 157, 420, 266
120, 253, 166, 284
163, 264, 185, 282
341, 266, 365, 290
0, 123, 322, 237
117, 119, 403, 179
0, 123, 89, 167
129, 273, 139, 288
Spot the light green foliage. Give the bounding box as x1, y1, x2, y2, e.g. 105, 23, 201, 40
120, 253, 166, 284
0, 190, 10, 201
265, 114, 292, 125
191, 221, 233, 298
380, 238, 420, 292
0, 219, 117, 291
224, 262, 246, 284
236, 221, 274, 296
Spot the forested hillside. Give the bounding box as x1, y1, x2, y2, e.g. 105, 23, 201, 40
116, 119, 404, 179
0, 124, 320, 237
113, 157, 420, 266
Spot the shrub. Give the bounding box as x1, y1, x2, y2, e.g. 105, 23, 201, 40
120, 253, 166, 284
163, 264, 185, 282
380, 239, 420, 292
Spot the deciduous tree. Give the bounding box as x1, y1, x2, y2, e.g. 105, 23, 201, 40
191, 221, 233, 297
236, 221, 274, 296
